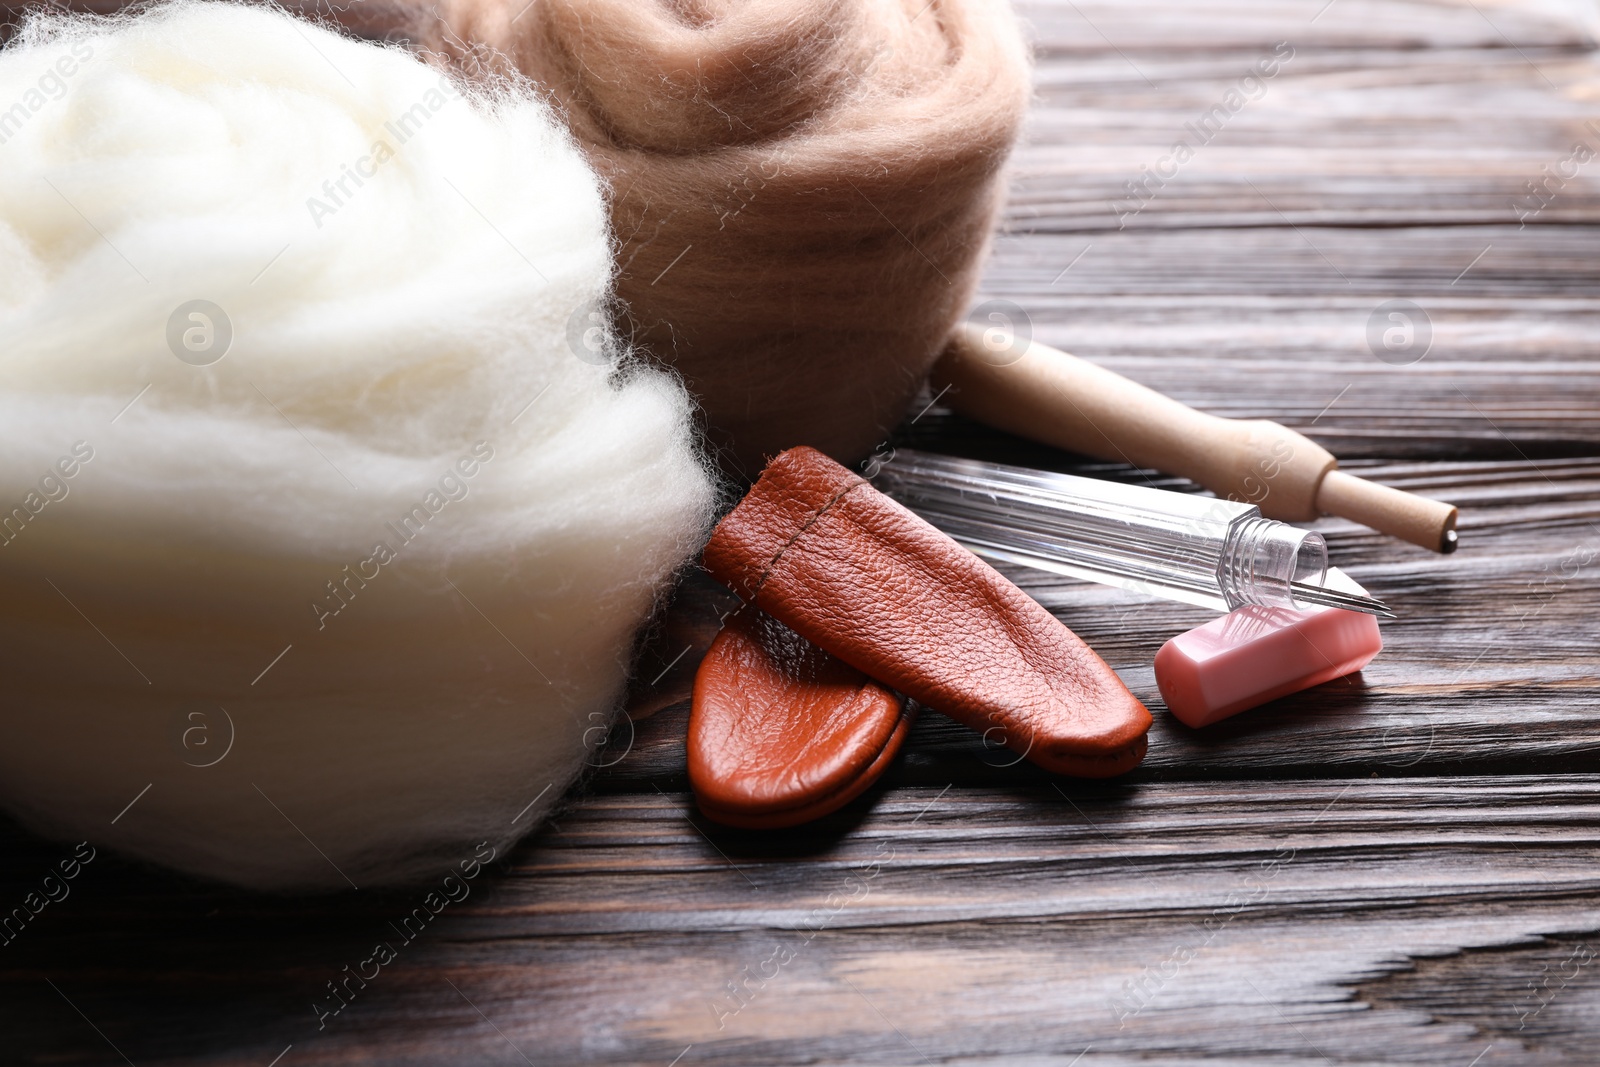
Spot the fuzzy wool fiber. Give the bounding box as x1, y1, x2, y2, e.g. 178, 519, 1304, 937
0, 2, 716, 890
424, 0, 1032, 475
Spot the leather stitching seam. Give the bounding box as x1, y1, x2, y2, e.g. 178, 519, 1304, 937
742, 478, 867, 601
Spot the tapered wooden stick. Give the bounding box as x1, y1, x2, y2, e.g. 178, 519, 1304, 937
934, 324, 1458, 553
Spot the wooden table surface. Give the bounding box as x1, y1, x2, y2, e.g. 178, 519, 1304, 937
6, 1, 1600, 1063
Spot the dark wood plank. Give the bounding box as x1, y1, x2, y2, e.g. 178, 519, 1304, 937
5, 777, 1599, 1065
1018, 0, 1599, 54
982, 1, 1600, 459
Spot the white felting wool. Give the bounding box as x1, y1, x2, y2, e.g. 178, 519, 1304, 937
0, 2, 715, 890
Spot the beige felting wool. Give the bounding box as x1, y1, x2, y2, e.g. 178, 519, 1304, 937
0, 2, 716, 890
424, 0, 1032, 475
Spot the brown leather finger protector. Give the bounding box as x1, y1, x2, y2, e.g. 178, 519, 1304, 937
703, 447, 1151, 777
690, 610, 914, 828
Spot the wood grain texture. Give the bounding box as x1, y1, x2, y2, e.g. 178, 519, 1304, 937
5, 779, 1600, 1064
4, 0, 1600, 1063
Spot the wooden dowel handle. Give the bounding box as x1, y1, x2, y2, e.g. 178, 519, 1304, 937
1316, 470, 1458, 554
934, 324, 1458, 553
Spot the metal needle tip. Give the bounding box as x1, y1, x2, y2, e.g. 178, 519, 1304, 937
1289, 581, 1396, 619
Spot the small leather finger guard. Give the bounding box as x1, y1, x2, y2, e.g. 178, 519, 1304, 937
702, 446, 1151, 778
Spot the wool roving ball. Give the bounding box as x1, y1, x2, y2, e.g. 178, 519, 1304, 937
0, 2, 716, 890
425, 0, 1032, 476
